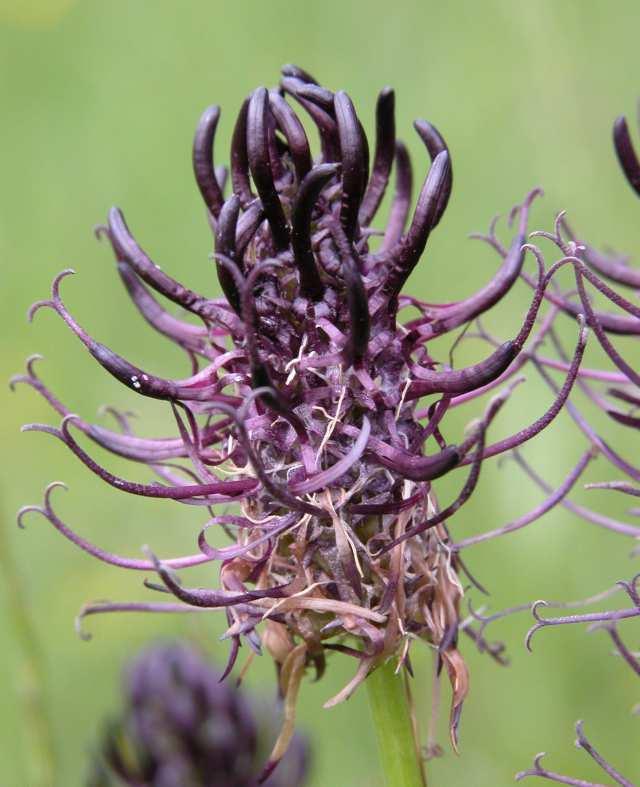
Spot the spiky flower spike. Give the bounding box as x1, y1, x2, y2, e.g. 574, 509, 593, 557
16, 65, 590, 774
87, 642, 309, 787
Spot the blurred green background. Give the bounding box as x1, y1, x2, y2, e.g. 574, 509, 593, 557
2, 1, 639, 785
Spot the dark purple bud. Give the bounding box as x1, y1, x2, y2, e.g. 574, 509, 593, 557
107, 208, 216, 321
329, 220, 370, 367
289, 79, 335, 112
359, 88, 395, 226
236, 200, 265, 257
613, 115, 640, 196
192, 105, 225, 217
608, 409, 640, 429
268, 90, 312, 181
280, 75, 339, 161
116, 263, 209, 354
381, 140, 413, 251
374, 442, 460, 482
407, 341, 518, 399
280, 63, 318, 84
247, 88, 289, 251
230, 96, 254, 205
88, 642, 310, 787
334, 91, 367, 241
385, 150, 451, 299
413, 118, 452, 227
607, 387, 640, 407
215, 195, 243, 313
414, 188, 541, 339
291, 164, 338, 300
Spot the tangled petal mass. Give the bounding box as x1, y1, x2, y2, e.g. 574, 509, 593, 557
19, 65, 631, 769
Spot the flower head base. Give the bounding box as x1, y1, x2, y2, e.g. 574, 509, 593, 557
87, 642, 309, 787
16, 65, 594, 763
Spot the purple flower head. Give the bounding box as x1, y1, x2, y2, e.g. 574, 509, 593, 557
87, 642, 309, 787
16, 65, 595, 765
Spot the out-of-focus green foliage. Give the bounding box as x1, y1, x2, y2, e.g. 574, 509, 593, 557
1, 2, 638, 784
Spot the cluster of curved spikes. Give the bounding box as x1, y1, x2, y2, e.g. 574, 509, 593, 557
457, 106, 640, 784
16, 65, 605, 764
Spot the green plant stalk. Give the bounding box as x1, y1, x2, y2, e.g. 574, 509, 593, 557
0, 513, 56, 787
367, 658, 426, 787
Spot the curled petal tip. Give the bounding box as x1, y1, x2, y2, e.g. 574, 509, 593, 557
16, 480, 68, 529
192, 105, 224, 216
21, 422, 59, 437
280, 64, 318, 84
27, 299, 54, 323
142, 544, 163, 571
515, 753, 548, 781
26, 353, 45, 371
527, 186, 544, 203
44, 480, 68, 507
613, 113, 640, 195
16, 504, 42, 529
60, 413, 82, 431
51, 268, 76, 297
93, 224, 109, 241
29, 270, 76, 321
574, 719, 586, 743
531, 599, 549, 620
74, 605, 94, 641
524, 622, 542, 652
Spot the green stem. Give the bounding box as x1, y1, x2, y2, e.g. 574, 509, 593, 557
0, 513, 56, 786
367, 659, 426, 787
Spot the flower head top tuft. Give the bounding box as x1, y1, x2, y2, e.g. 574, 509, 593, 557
16, 65, 593, 767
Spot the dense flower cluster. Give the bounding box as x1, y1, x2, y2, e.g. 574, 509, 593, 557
18, 65, 629, 768
87, 642, 308, 787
